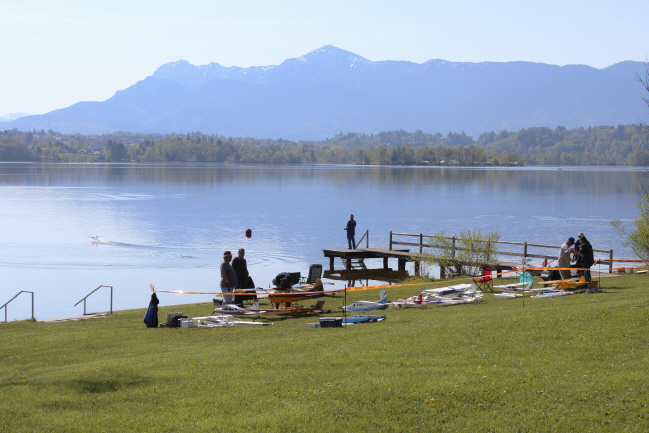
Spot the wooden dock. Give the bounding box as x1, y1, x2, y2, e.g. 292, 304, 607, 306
323, 248, 413, 271
323, 246, 523, 277
324, 231, 617, 279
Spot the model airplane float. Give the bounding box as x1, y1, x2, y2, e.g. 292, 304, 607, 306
493, 281, 534, 298
342, 290, 389, 312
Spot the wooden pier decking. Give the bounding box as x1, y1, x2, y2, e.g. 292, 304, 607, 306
322, 247, 520, 276
323, 247, 413, 271
324, 231, 617, 278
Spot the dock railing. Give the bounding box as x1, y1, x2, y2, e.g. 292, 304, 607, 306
1, 291, 34, 322
389, 231, 614, 273
74, 285, 113, 316
356, 229, 369, 248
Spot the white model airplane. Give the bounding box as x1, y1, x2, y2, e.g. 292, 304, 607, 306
529, 287, 574, 298
390, 295, 423, 308
196, 315, 273, 327
419, 283, 483, 305
494, 281, 534, 298
212, 300, 265, 316
342, 290, 389, 312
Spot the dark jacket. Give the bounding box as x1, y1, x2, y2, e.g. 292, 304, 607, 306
231, 256, 249, 290
143, 293, 159, 328
580, 238, 594, 268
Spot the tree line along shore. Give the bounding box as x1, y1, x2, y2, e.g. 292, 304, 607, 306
1, 124, 648, 166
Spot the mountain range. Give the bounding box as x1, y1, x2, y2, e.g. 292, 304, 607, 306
3, 46, 647, 140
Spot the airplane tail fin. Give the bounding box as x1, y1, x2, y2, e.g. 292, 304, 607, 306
251, 300, 260, 310
524, 281, 534, 292
467, 284, 478, 294
378, 290, 387, 303
311, 278, 324, 292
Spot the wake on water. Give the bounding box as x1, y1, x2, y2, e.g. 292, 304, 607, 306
90, 236, 198, 259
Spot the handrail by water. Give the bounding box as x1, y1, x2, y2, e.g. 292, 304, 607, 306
356, 229, 369, 248
390, 231, 615, 273
1, 291, 34, 322
74, 285, 113, 315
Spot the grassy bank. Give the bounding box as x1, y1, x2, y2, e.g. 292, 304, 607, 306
2, 274, 648, 432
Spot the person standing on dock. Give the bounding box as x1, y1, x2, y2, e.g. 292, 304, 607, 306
220, 250, 237, 304
558, 237, 575, 279
344, 214, 357, 249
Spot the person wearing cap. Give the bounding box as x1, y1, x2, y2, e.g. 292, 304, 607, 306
344, 214, 357, 249
220, 250, 237, 304
572, 232, 585, 276
558, 237, 575, 279
573, 233, 594, 286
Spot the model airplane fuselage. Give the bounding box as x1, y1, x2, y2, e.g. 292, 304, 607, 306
342, 290, 388, 312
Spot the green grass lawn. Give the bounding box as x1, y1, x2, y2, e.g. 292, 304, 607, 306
2, 274, 648, 432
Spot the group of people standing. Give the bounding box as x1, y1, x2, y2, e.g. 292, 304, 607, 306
558, 232, 594, 283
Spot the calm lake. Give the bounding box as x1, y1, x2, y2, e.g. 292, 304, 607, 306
0, 162, 644, 321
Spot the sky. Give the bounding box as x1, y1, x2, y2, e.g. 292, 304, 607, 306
1, 0, 648, 116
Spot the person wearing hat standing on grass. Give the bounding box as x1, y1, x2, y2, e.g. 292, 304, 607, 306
574, 233, 594, 287
220, 250, 237, 304
558, 237, 575, 279
573, 232, 585, 277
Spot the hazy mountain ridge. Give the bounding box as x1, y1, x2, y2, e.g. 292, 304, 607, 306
4, 45, 646, 140
0, 112, 30, 122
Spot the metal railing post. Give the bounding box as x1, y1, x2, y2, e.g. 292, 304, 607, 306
609, 249, 614, 273
1, 291, 35, 322
74, 285, 113, 315
389, 231, 393, 251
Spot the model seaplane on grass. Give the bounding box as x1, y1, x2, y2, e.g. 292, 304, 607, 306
493, 281, 534, 298
417, 283, 484, 305
528, 275, 589, 298
342, 290, 389, 312
389, 294, 423, 308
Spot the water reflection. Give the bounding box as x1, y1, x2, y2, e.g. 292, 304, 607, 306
0, 162, 644, 321
1, 163, 645, 196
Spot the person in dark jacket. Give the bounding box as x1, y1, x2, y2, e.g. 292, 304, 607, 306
231, 248, 249, 290
573, 233, 584, 276
344, 214, 357, 249
575, 233, 594, 285
231, 248, 250, 306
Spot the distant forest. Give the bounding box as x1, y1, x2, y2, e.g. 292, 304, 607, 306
1, 124, 648, 166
